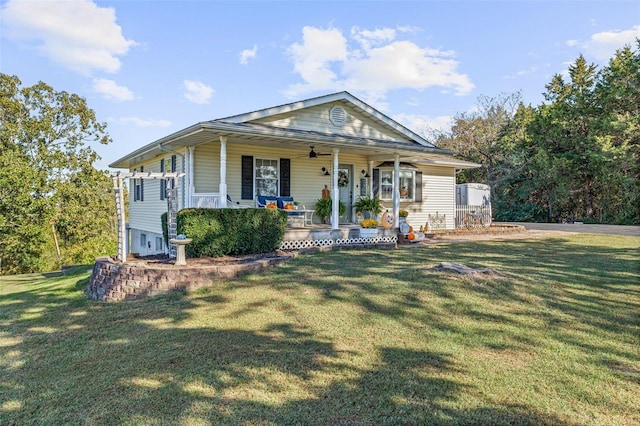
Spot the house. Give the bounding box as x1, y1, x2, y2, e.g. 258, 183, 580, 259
109, 91, 479, 256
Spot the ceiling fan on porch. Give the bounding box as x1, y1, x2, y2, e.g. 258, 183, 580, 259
307, 146, 331, 159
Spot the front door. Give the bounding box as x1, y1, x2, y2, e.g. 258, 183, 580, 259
338, 164, 353, 223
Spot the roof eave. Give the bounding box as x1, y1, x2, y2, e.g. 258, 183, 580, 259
109, 122, 209, 168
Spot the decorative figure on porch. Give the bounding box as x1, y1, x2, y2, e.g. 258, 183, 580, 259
381, 210, 394, 228
322, 185, 330, 199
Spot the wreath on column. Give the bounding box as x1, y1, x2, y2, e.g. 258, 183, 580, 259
338, 171, 349, 187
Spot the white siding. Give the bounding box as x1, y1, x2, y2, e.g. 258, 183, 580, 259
193, 142, 219, 193
254, 103, 413, 143
402, 166, 456, 230
128, 150, 186, 236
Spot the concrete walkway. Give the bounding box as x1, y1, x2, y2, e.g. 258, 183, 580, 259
496, 222, 640, 237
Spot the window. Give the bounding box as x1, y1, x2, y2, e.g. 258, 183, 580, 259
377, 168, 415, 201
140, 233, 147, 248
155, 237, 163, 251
255, 158, 279, 197
399, 170, 414, 199
160, 156, 176, 200
134, 166, 144, 201
380, 170, 393, 200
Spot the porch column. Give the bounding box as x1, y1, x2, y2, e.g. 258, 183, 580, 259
187, 146, 195, 208
393, 155, 400, 228
331, 148, 340, 229
219, 136, 228, 208
368, 160, 374, 198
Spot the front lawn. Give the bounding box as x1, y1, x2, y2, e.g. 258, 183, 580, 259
1, 234, 638, 425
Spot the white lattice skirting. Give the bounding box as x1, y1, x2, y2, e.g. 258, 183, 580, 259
279, 236, 397, 251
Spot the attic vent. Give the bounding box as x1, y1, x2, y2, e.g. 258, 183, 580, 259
329, 105, 347, 127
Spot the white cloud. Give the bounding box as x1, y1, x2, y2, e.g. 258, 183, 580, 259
115, 117, 172, 127
569, 25, 640, 60
1, 0, 136, 75
183, 80, 214, 104
285, 25, 473, 100
93, 78, 134, 101
393, 112, 453, 137
286, 26, 349, 94
239, 44, 258, 65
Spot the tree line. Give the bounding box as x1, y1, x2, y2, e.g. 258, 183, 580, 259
433, 41, 639, 225
0, 74, 117, 275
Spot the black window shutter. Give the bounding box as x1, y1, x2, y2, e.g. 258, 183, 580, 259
415, 171, 422, 202
241, 156, 253, 200
280, 158, 290, 196
170, 155, 177, 189
133, 168, 138, 202
372, 168, 379, 197
160, 159, 165, 200
140, 166, 144, 201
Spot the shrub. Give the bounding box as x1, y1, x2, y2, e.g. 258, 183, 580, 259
162, 208, 287, 257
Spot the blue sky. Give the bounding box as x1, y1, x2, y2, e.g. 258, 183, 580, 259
1, 0, 639, 169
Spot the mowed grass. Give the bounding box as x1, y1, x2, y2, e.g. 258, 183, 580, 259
0, 234, 638, 425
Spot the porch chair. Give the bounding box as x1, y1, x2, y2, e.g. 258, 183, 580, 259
226, 194, 250, 208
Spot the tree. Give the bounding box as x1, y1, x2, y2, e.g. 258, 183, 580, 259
499, 43, 639, 224
0, 74, 116, 274
430, 92, 525, 200
594, 41, 640, 223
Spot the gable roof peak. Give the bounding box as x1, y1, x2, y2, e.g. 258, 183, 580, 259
216, 91, 434, 147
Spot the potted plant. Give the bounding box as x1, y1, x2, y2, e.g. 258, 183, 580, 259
399, 209, 409, 223
359, 218, 379, 238
354, 196, 383, 219
314, 198, 346, 224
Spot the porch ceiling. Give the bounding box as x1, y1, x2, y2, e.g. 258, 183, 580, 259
110, 121, 478, 169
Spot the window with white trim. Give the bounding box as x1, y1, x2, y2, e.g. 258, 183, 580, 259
378, 168, 415, 202
255, 158, 279, 197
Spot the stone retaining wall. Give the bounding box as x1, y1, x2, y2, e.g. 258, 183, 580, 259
88, 255, 294, 302
88, 241, 396, 302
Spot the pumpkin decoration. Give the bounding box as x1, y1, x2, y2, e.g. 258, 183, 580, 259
267, 202, 277, 209
284, 203, 294, 210
381, 210, 394, 229
407, 233, 416, 241
408, 226, 413, 233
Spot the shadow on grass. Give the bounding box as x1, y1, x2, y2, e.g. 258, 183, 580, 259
1, 236, 637, 424
1, 265, 576, 425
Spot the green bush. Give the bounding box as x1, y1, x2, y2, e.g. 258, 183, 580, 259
161, 212, 168, 245
162, 208, 287, 257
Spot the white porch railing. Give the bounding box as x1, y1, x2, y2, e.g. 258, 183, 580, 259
455, 204, 492, 229
191, 193, 222, 208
